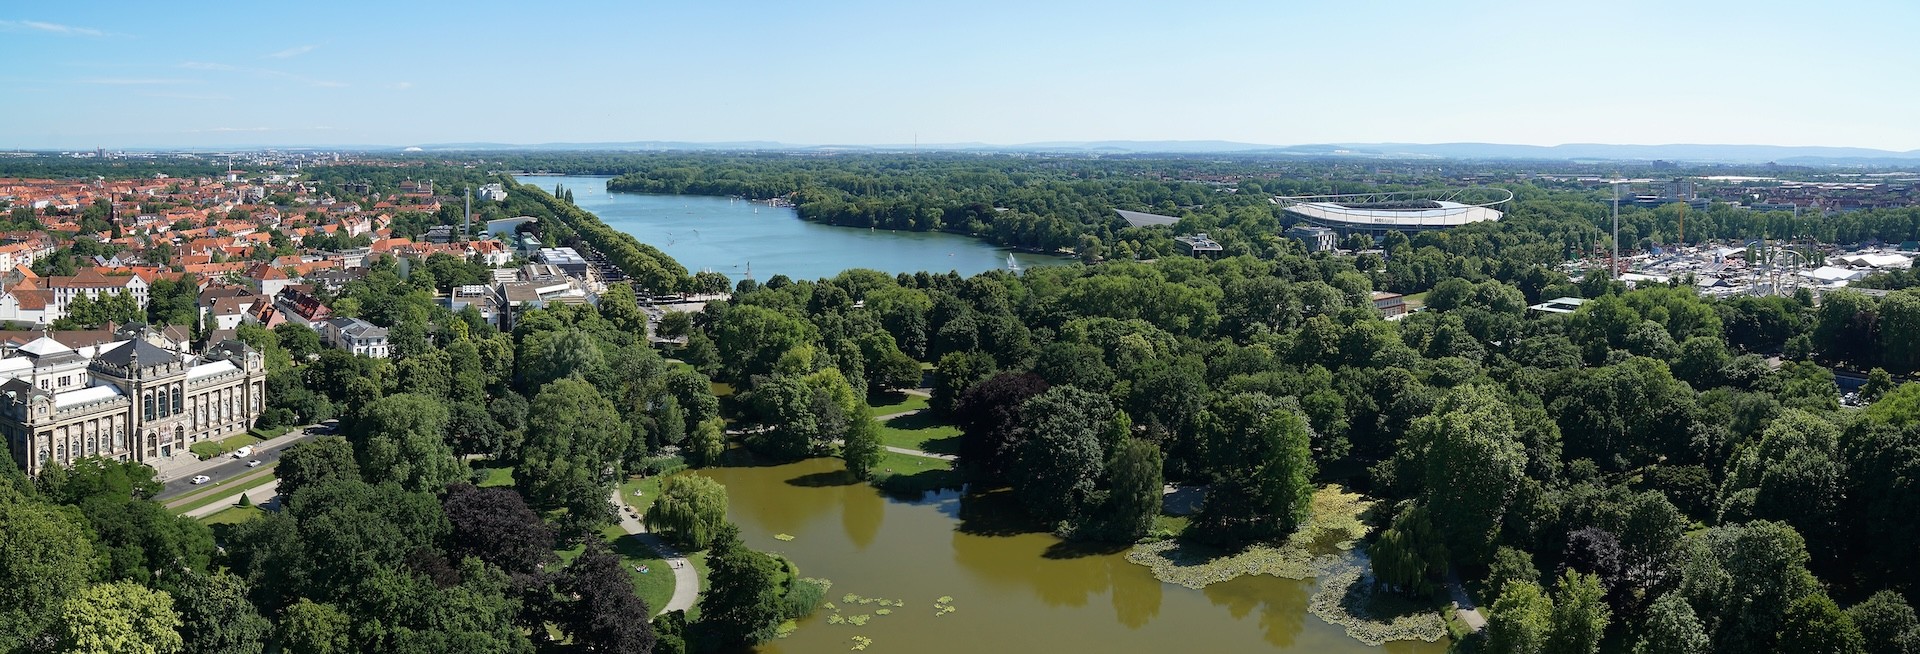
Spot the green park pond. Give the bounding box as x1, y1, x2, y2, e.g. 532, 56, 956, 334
693, 458, 1449, 654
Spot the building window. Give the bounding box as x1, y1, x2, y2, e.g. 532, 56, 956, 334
157, 389, 170, 418
172, 388, 182, 415
143, 394, 155, 421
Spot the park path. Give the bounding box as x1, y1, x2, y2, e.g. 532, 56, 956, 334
1444, 570, 1487, 632
611, 488, 700, 615
883, 443, 955, 461
179, 480, 281, 519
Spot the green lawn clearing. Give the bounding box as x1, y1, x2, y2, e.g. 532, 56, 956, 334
876, 412, 960, 455
868, 450, 964, 496
868, 391, 929, 415
617, 474, 672, 518
556, 523, 675, 614
189, 432, 266, 460
472, 462, 516, 488
199, 505, 265, 526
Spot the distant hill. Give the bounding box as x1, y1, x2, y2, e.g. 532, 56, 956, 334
406, 139, 1920, 164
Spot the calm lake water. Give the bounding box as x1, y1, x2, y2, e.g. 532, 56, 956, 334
517, 175, 1070, 282
698, 458, 1447, 654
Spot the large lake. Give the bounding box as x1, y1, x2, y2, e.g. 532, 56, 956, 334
699, 458, 1447, 654
516, 175, 1070, 282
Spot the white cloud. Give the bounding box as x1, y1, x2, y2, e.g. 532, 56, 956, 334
0, 20, 107, 37
267, 44, 316, 59
386, 81, 414, 91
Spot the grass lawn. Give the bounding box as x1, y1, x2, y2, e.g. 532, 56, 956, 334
618, 473, 681, 518
869, 450, 964, 496
868, 391, 929, 415
875, 412, 960, 455
1152, 514, 1191, 539
188, 433, 266, 460
167, 463, 278, 515
1402, 291, 1429, 310
472, 462, 516, 488
199, 505, 264, 526
556, 523, 675, 614
249, 424, 293, 440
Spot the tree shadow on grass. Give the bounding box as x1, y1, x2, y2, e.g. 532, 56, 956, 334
611, 532, 669, 561
785, 469, 860, 488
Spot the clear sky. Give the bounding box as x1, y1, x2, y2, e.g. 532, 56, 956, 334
4, 0, 1917, 150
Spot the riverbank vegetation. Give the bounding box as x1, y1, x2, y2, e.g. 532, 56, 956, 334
666, 163, 1920, 651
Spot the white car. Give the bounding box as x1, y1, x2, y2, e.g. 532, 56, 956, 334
231, 446, 253, 458
190, 475, 212, 485
246, 460, 262, 468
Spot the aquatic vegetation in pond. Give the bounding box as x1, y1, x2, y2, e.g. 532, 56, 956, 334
850, 635, 873, 651
1127, 486, 1443, 645
1307, 567, 1446, 646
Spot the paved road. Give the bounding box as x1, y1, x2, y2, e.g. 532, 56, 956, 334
179, 480, 281, 520
612, 488, 699, 614
154, 423, 332, 501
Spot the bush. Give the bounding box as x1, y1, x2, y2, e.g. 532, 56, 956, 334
779, 577, 832, 621
635, 455, 687, 477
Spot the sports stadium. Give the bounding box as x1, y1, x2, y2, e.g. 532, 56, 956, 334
1273, 187, 1513, 234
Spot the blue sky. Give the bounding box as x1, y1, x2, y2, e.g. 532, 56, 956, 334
3, 0, 1916, 150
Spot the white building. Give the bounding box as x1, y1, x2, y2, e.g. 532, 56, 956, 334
319, 317, 390, 358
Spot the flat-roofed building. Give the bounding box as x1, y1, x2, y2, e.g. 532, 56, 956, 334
1174, 233, 1224, 257
1289, 225, 1339, 252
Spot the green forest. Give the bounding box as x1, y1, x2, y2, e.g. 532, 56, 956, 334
4, 154, 1920, 654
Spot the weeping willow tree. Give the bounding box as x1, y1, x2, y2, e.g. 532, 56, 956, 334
644, 474, 730, 550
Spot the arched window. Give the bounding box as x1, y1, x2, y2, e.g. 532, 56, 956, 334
171, 387, 182, 415
157, 388, 170, 418
143, 394, 155, 421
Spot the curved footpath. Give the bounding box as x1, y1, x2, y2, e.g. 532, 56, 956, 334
611, 488, 700, 615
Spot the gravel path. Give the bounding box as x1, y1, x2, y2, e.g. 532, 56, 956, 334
611, 488, 700, 615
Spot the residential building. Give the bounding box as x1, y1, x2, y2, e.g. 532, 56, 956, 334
320, 317, 389, 358
1, 328, 267, 477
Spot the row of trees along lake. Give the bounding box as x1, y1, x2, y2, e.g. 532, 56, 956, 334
3, 153, 1920, 653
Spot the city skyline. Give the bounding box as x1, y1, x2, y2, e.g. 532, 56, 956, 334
5, 0, 1919, 150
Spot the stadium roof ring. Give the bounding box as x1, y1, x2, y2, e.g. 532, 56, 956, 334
1274, 187, 1513, 231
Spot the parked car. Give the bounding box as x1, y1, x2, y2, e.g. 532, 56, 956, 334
231, 446, 253, 458
246, 460, 262, 468
191, 475, 212, 485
